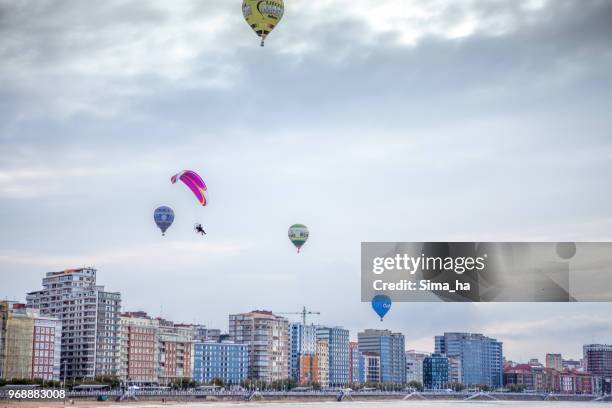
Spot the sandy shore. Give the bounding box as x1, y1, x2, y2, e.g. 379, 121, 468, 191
1, 400, 308, 408
1, 401, 243, 408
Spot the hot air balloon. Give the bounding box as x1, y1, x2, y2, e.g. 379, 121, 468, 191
371, 295, 392, 321
171, 170, 207, 206
154, 206, 174, 236
242, 0, 284, 46
288, 224, 309, 253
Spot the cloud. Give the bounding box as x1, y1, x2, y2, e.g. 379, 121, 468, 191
0, 240, 246, 269
1, 0, 611, 361
2, 0, 611, 121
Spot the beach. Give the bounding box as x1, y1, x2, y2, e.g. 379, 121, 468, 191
1, 400, 607, 408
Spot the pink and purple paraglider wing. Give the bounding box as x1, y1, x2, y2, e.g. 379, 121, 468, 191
171, 170, 208, 206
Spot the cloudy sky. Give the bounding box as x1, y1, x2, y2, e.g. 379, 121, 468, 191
1, 0, 612, 362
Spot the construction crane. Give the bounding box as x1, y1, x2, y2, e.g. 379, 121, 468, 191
277, 306, 321, 325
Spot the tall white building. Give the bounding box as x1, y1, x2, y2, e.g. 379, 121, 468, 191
406, 350, 429, 384
448, 356, 462, 384
316, 340, 329, 388
26, 268, 121, 379
229, 310, 289, 382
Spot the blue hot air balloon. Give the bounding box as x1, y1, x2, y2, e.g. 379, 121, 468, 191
371, 295, 392, 321
154, 206, 174, 236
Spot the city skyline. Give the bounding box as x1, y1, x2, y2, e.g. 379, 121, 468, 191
2, 0, 612, 367
2, 271, 611, 394
2, 266, 607, 364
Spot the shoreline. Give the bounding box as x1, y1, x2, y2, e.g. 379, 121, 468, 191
2, 393, 611, 407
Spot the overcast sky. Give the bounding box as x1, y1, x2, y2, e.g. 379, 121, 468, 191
1, 0, 612, 362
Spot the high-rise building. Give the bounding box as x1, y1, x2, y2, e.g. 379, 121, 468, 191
26, 268, 121, 379
316, 326, 349, 387
229, 311, 289, 382
358, 329, 406, 384
583, 344, 612, 377
193, 340, 248, 385
362, 352, 380, 383
0, 302, 62, 381
299, 354, 319, 385
448, 356, 462, 384
289, 323, 316, 381
435, 332, 503, 389
546, 353, 563, 371
349, 342, 362, 384
157, 320, 194, 384
316, 340, 329, 388
119, 312, 159, 384
423, 354, 449, 390
405, 350, 429, 384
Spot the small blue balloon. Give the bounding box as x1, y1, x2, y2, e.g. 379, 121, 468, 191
154, 206, 174, 236
371, 295, 392, 321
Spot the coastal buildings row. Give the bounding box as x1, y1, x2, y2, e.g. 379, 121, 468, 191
503, 347, 612, 394
504, 363, 610, 394
1, 267, 611, 394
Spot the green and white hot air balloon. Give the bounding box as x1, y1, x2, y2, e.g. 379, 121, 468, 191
288, 224, 309, 253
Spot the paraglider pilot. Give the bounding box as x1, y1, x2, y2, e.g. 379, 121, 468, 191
195, 223, 206, 236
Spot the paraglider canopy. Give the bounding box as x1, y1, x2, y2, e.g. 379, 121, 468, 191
171, 170, 207, 206
288, 224, 309, 253
371, 295, 392, 321
154, 206, 174, 236
242, 0, 284, 46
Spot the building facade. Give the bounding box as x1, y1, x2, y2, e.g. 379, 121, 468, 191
448, 356, 462, 384
435, 332, 503, 389
229, 311, 289, 382
193, 340, 248, 385
358, 329, 406, 384
0, 302, 62, 381
288, 323, 316, 381
406, 350, 428, 384
26, 268, 121, 379
423, 354, 449, 390
119, 312, 159, 384
316, 326, 349, 387
546, 353, 563, 371
362, 352, 380, 383
583, 344, 612, 377
316, 340, 329, 388
299, 354, 319, 385
192, 326, 221, 343
504, 363, 600, 394
562, 359, 583, 371
157, 321, 194, 384
349, 341, 362, 384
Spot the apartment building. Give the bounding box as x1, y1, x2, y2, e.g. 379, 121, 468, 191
26, 268, 121, 379
229, 310, 289, 382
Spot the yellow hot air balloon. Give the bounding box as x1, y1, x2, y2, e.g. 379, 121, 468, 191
242, 0, 284, 46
